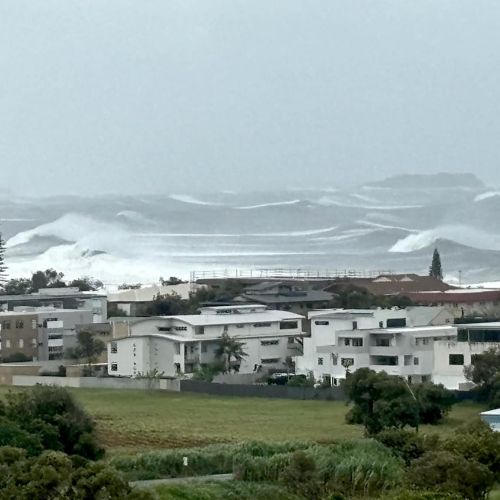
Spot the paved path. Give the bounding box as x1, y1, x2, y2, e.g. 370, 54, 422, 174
132, 473, 233, 488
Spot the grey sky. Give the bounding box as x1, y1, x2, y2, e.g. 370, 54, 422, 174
1, 0, 500, 195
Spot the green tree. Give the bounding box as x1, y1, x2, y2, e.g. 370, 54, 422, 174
0, 232, 7, 285
1, 277, 32, 295
464, 347, 500, 406
414, 382, 455, 424
67, 276, 103, 291
215, 332, 248, 373
66, 330, 106, 375
4, 385, 104, 459
429, 248, 443, 280
31, 268, 66, 292
145, 292, 188, 316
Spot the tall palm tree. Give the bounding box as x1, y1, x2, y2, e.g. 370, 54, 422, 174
215, 332, 248, 373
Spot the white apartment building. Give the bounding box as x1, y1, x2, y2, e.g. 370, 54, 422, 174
107, 305, 304, 377
295, 307, 464, 388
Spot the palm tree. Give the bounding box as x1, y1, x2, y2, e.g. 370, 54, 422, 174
215, 332, 248, 373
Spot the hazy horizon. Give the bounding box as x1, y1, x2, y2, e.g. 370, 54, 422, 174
2, 1, 500, 196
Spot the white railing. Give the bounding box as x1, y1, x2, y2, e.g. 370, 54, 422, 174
190, 268, 395, 282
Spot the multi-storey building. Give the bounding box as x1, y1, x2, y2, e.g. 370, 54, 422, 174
0, 287, 107, 323
107, 305, 304, 377
295, 307, 460, 387
0, 308, 93, 361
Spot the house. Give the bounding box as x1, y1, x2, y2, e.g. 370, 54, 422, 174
295, 306, 461, 388
405, 289, 500, 320
0, 287, 107, 323
325, 274, 453, 296
0, 308, 93, 361
107, 304, 304, 377
107, 283, 202, 316
481, 408, 500, 432
234, 281, 333, 313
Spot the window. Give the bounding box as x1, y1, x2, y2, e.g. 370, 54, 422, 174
280, 321, 298, 330
387, 318, 406, 328
110, 363, 118, 372
15, 320, 24, 329
196, 326, 205, 335
254, 322, 272, 328
404, 355, 412, 366
449, 354, 464, 366
2, 321, 10, 330
375, 338, 390, 347
315, 320, 329, 326
110, 341, 117, 353
331, 354, 338, 365
352, 321, 358, 330
236, 324, 245, 328
352, 338, 363, 347
379, 321, 383, 328
18, 339, 24, 348
261, 358, 280, 364
175, 326, 187, 331
158, 326, 172, 332
288, 337, 295, 344
175, 343, 180, 355
223, 325, 229, 333
341, 358, 354, 367
261, 339, 279, 346
318, 357, 324, 365
201, 343, 208, 353
414, 357, 419, 365
344, 338, 350, 346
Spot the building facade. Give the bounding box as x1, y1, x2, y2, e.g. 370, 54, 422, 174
295, 307, 461, 388
107, 305, 304, 377
0, 308, 93, 361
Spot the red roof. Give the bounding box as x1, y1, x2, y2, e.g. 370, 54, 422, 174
407, 290, 500, 304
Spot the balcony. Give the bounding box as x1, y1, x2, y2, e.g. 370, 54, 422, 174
369, 346, 400, 357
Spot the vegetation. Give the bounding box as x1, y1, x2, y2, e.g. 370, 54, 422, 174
215, 332, 248, 373
65, 330, 106, 375
0, 352, 33, 363
343, 369, 455, 434
429, 247, 443, 280
67, 276, 103, 291
465, 347, 500, 408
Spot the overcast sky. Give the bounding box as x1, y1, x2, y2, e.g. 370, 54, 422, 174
1, 1, 500, 195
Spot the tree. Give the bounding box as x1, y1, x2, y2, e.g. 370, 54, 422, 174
3, 385, 104, 459
145, 292, 188, 316
0, 232, 7, 285
464, 347, 500, 406
215, 332, 248, 373
1, 277, 32, 295
67, 276, 103, 291
66, 330, 106, 375
31, 269, 66, 292
429, 248, 443, 280
343, 369, 453, 434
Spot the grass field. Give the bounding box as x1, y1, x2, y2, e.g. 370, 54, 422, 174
0, 386, 485, 454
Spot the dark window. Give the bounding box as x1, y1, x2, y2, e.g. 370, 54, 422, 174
414, 357, 419, 365
110, 342, 117, 354
352, 321, 358, 330
253, 322, 272, 328
261, 358, 280, 364
261, 339, 279, 346
315, 320, 329, 326
341, 358, 354, 367
449, 354, 464, 365
111, 363, 118, 372
15, 320, 24, 329
158, 326, 172, 332
280, 321, 298, 330
379, 321, 383, 328
196, 326, 205, 335
2, 321, 11, 330
352, 338, 363, 347
387, 318, 406, 328
344, 338, 350, 346
318, 357, 323, 365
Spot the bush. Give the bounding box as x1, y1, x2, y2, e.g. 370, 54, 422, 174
414, 383, 455, 424
3, 385, 104, 459
280, 450, 323, 499
373, 429, 438, 465
442, 419, 500, 481
0, 417, 43, 456
406, 450, 494, 500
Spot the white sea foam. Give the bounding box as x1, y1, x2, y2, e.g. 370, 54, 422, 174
315, 197, 422, 210
389, 225, 500, 253
358, 220, 417, 233
235, 200, 301, 210
169, 194, 221, 206
474, 191, 500, 202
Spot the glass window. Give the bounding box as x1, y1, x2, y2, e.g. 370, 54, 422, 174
449, 354, 464, 365
261, 339, 279, 346
414, 357, 419, 365
110, 341, 117, 353
315, 320, 329, 326
318, 357, 323, 365
280, 321, 298, 330
110, 363, 118, 371
352, 338, 363, 347
352, 321, 358, 330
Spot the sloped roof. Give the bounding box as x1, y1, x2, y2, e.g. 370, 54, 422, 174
407, 289, 500, 304
107, 283, 198, 302
237, 290, 332, 304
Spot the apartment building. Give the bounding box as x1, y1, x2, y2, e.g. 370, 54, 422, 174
295, 307, 459, 387
0, 287, 107, 323
0, 308, 93, 361
108, 304, 304, 377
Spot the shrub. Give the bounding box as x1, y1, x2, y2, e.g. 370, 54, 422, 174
414, 383, 455, 424
442, 419, 500, 481
280, 450, 323, 499
0, 417, 43, 456
406, 450, 494, 500
373, 429, 438, 465
3, 385, 104, 459
233, 453, 291, 482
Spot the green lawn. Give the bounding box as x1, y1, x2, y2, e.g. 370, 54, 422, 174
0, 386, 486, 454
